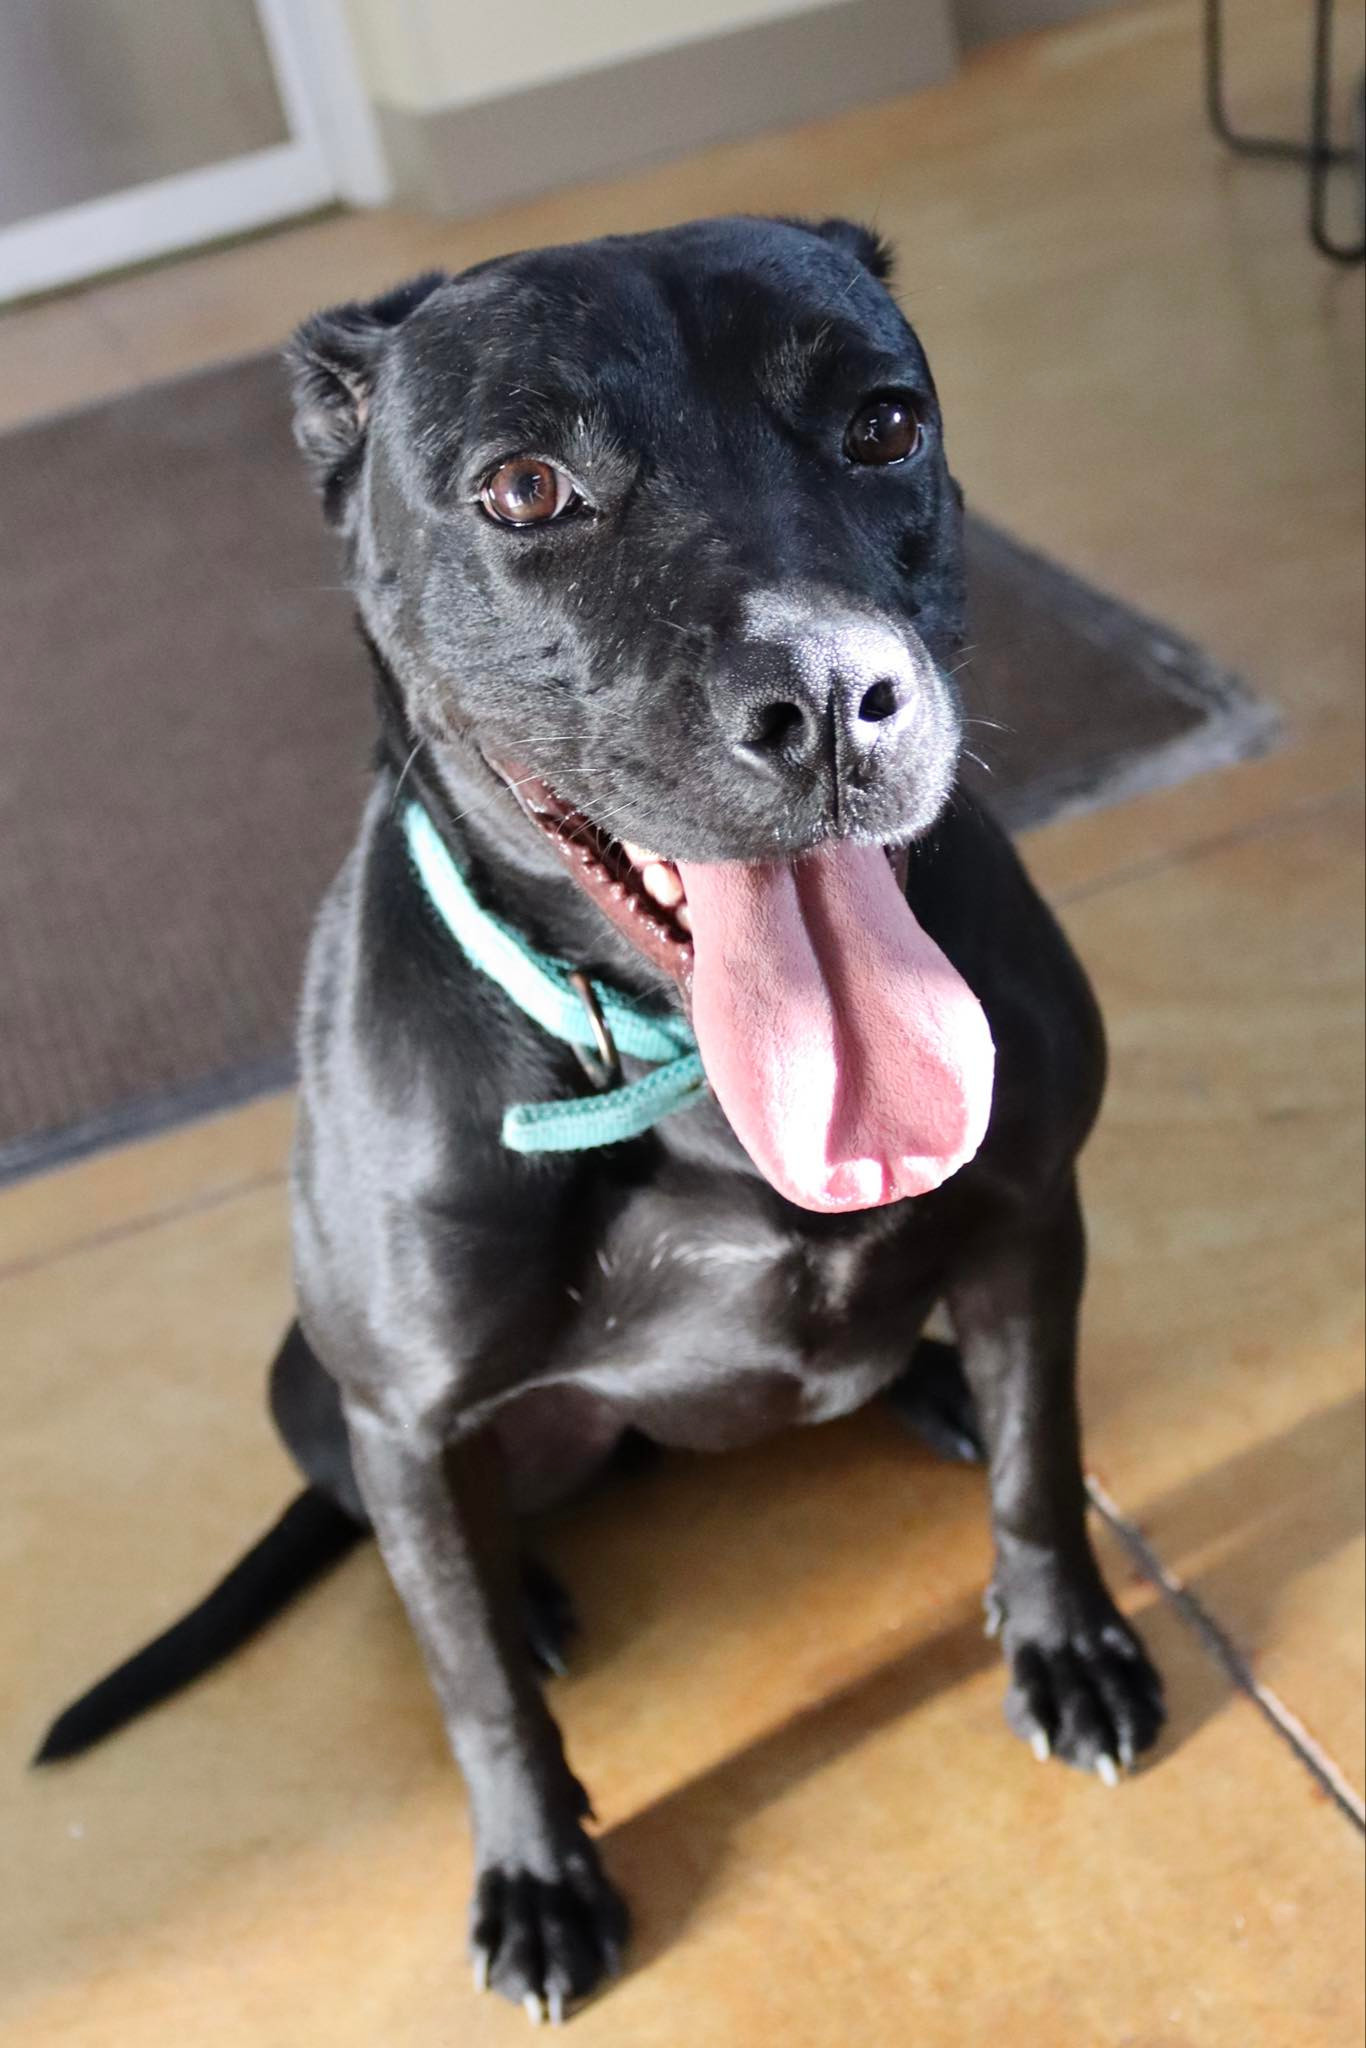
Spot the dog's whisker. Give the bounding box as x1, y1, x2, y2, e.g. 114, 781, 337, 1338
573, 791, 638, 830
389, 742, 424, 812
582, 806, 647, 845
438, 780, 522, 834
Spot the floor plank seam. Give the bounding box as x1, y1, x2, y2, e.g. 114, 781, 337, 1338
0, 1166, 288, 1289
1050, 779, 1366, 912
1086, 1473, 1366, 1833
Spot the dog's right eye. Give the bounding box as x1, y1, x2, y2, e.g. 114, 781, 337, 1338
845, 393, 923, 467
480, 458, 578, 527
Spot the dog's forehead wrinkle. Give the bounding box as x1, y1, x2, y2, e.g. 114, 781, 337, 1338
760, 324, 838, 412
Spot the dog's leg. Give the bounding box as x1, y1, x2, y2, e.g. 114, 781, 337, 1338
271, 1326, 578, 1676
885, 1336, 984, 1463
344, 1405, 626, 2019
946, 1179, 1164, 1780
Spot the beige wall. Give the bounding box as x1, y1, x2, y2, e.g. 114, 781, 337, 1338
344, 0, 838, 113
344, 0, 1120, 220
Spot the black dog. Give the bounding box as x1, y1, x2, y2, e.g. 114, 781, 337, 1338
39, 216, 1163, 2021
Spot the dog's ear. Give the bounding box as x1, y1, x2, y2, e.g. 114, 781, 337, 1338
286, 271, 446, 521
809, 218, 895, 283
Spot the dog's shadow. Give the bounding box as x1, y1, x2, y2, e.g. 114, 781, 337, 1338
598, 1590, 994, 1975
15, 1391, 1360, 2010
560, 1389, 1365, 1975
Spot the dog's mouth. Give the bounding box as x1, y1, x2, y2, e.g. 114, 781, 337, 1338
490, 761, 697, 982
488, 756, 996, 1214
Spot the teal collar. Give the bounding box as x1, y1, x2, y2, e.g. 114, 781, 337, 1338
402, 799, 707, 1153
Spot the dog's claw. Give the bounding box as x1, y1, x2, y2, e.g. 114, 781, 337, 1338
1001, 1603, 1163, 1777
469, 1834, 628, 2014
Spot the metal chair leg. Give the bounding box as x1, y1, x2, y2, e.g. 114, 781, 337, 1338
1308, 0, 1366, 264
1203, 0, 1365, 262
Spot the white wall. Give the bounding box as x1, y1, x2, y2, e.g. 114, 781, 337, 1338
344, 0, 838, 113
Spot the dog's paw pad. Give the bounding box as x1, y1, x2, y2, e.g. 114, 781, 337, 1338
1003, 1612, 1165, 1778
470, 1839, 628, 2017
521, 1556, 578, 1678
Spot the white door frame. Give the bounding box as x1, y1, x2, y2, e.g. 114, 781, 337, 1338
0, 0, 390, 306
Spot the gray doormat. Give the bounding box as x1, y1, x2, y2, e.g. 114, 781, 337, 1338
0, 354, 1278, 1185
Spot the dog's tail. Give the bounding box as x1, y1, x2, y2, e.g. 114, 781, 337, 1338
32, 1486, 367, 1765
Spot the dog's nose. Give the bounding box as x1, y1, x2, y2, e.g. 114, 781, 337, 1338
732, 668, 909, 763
710, 623, 919, 779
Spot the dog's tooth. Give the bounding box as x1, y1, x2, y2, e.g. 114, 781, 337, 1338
675, 903, 692, 934
641, 861, 684, 909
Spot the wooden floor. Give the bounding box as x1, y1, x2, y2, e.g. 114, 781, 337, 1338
3, 3, 1363, 2042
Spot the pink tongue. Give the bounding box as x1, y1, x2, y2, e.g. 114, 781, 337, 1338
676, 843, 995, 1212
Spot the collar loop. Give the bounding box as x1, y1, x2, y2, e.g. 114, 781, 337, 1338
401, 799, 706, 1153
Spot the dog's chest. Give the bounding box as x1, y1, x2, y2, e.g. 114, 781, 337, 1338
547, 1179, 939, 1449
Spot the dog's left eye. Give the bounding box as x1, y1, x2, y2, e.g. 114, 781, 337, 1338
845, 393, 923, 466
480, 457, 579, 527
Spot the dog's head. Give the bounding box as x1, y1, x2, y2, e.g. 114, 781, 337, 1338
288, 217, 992, 1213
289, 216, 964, 863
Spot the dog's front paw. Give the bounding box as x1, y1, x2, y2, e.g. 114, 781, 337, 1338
470, 1829, 629, 2023
991, 1591, 1165, 1782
